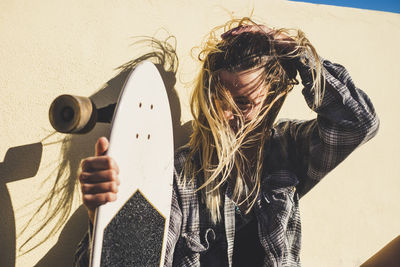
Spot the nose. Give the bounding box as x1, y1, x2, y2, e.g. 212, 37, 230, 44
223, 109, 234, 121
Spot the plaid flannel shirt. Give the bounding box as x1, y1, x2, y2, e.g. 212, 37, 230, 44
74, 57, 379, 267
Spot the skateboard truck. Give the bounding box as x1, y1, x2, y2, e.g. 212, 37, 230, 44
49, 95, 116, 134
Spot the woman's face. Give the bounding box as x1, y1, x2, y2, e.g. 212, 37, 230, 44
219, 66, 266, 129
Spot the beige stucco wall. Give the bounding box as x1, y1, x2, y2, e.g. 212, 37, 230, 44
0, 0, 398, 266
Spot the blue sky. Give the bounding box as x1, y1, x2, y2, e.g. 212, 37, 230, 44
289, 0, 400, 14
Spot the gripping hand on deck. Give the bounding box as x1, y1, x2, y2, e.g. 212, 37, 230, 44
79, 137, 120, 223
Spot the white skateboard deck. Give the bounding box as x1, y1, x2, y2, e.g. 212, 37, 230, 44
90, 61, 174, 267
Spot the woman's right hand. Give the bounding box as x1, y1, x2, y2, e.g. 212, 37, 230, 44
221, 24, 297, 55
79, 137, 120, 223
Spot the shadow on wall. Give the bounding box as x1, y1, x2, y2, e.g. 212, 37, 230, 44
16, 35, 192, 266
0, 142, 43, 267
34, 206, 88, 267
360, 235, 400, 267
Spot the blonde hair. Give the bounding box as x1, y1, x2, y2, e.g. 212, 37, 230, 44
185, 17, 324, 223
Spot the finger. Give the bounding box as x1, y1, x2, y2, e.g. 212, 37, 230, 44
81, 181, 119, 195
274, 39, 297, 55
83, 192, 117, 210
95, 137, 109, 156
79, 169, 120, 184
81, 156, 119, 173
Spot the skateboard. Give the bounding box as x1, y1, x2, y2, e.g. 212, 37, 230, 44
49, 61, 174, 266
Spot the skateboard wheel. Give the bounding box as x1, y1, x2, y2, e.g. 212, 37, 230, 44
49, 95, 97, 133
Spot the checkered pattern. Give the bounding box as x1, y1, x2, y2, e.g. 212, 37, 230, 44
74, 57, 379, 267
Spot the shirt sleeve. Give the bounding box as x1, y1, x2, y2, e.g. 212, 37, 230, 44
163, 173, 183, 266
73, 220, 93, 267
279, 55, 380, 198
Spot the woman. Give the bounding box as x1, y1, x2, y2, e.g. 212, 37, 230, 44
75, 19, 379, 266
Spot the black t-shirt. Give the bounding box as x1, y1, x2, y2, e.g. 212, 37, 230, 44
232, 210, 265, 267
